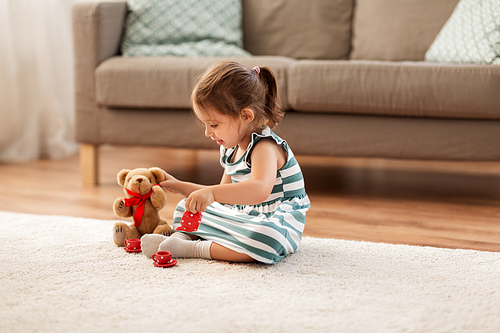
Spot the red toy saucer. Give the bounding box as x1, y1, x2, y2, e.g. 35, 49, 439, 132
153, 259, 177, 268
124, 248, 142, 253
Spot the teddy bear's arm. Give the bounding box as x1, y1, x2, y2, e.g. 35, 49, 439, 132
113, 198, 133, 218
150, 186, 167, 210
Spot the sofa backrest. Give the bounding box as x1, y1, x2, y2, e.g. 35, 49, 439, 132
350, 0, 460, 61
242, 0, 354, 60
242, 0, 460, 62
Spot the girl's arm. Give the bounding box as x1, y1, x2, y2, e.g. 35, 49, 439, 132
159, 171, 207, 198
160, 166, 232, 197
185, 139, 286, 213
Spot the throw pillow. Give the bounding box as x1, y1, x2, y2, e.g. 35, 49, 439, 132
425, 0, 500, 64
121, 0, 250, 57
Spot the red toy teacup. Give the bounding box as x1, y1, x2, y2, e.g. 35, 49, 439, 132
152, 251, 172, 265
124, 238, 141, 251
176, 211, 202, 232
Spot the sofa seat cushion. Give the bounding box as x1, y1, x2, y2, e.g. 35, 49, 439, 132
95, 55, 295, 109
288, 60, 500, 119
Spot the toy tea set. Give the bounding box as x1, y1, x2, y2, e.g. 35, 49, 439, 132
121, 210, 202, 268
112, 167, 203, 268
124, 239, 178, 267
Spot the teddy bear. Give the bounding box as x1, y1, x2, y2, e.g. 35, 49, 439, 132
112, 167, 173, 246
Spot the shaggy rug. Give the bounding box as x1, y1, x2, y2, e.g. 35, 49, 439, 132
0, 211, 499, 333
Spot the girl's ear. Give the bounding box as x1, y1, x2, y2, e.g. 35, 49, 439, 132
240, 108, 255, 123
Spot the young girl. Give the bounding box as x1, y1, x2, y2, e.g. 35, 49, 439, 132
141, 61, 310, 264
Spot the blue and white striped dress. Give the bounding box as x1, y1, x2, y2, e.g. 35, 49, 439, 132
172, 127, 311, 264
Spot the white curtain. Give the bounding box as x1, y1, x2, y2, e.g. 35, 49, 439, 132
0, 0, 90, 162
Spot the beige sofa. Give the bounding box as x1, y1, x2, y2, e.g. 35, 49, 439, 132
73, 0, 500, 185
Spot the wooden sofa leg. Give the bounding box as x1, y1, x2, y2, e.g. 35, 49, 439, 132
80, 143, 99, 186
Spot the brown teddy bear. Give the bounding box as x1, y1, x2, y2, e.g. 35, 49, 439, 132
112, 167, 173, 246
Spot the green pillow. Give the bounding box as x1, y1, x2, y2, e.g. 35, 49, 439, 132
121, 0, 251, 57
425, 0, 500, 65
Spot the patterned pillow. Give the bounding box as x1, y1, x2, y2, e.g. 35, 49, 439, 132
121, 0, 250, 57
425, 0, 500, 64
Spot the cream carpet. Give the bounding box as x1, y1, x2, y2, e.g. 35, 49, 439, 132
0, 211, 499, 333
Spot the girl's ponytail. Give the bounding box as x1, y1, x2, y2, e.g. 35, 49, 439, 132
258, 67, 284, 129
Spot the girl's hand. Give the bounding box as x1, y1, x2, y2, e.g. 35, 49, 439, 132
185, 187, 215, 213
159, 171, 181, 194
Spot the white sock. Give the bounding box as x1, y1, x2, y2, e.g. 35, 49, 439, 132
159, 232, 212, 259
141, 234, 168, 259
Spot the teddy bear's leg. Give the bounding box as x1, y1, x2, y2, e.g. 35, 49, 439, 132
153, 219, 173, 236
127, 225, 141, 239
113, 222, 141, 246
113, 222, 129, 246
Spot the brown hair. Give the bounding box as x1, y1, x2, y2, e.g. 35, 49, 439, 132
191, 61, 283, 129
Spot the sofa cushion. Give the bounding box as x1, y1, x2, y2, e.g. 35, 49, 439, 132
277, 112, 500, 160
95, 56, 295, 109
120, 0, 250, 57
425, 0, 500, 65
288, 60, 500, 119
242, 0, 353, 60
350, 0, 459, 61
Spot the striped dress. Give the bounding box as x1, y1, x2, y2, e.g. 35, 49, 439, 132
172, 127, 311, 264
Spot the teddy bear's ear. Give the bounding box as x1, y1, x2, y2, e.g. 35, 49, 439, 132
117, 169, 130, 187
149, 167, 166, 184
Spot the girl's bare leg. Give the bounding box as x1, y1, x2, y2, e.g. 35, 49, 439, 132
210, 242, 256, 263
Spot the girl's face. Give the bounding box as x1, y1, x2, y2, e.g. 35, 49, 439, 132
193, 105, 250, 150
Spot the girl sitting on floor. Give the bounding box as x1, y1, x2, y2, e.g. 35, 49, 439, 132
141, 61, 311, 264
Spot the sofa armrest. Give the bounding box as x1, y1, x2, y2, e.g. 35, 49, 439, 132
73, 1, 127, 65
72, 1, 127, 144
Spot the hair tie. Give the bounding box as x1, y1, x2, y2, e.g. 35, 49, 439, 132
252, 66, 260, 75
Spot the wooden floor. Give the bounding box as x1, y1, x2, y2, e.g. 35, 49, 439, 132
2, 145, 500, 252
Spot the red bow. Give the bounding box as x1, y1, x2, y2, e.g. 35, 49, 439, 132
123, 186, 158, 227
